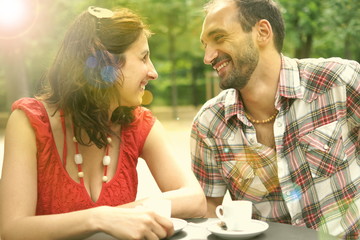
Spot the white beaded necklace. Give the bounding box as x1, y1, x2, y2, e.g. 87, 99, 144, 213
60, 110, 111, 185
73, 135, 111, 183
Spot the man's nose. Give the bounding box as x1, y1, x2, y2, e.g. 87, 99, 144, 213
203, 46, 218, 65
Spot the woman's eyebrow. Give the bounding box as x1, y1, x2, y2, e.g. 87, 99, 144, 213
140, 50, 149, 56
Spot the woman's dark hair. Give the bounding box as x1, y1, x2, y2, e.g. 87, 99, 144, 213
36, 7, 151, 148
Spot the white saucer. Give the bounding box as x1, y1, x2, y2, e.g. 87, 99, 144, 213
171, 218, 187, 234
207, 220, 269, 239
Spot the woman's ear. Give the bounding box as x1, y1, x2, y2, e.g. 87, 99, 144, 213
255, 19, 272, 47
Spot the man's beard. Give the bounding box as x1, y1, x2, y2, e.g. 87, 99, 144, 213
219, 41, 259, 90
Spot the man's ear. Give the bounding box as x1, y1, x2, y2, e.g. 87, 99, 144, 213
255, 19, 273, 47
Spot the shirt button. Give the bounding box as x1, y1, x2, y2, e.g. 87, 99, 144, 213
276, 122, 283, 127
286, 191, 291, 196
249, 138, 255, 144
295, 219, 301, 225
323, 144, 329, 150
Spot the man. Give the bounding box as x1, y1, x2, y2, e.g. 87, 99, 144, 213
190, 0, 360, 239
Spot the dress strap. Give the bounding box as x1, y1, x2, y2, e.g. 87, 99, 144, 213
59, 109, 67, 167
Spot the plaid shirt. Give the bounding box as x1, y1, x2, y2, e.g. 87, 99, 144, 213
191, 56, 360, 239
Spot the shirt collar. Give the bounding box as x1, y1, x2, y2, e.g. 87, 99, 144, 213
274, 55, 305, 108
278, 55, 304, 99
223, 89, 251, 126
223, 55, 305, 125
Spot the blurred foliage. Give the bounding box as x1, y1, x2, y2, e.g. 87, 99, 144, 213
0, 0, 359, 112
279, 0, 360, 59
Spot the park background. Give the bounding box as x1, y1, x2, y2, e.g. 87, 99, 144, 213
0, 0, 360, 116
0, 0, 359, 197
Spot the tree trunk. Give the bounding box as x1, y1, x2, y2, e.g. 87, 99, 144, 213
295, 34, 313, 58
343, 34, 352, 60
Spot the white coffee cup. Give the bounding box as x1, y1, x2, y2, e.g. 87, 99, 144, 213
142, 197, 172, 218
215, 200, 252, 231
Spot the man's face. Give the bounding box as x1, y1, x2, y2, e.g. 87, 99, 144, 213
200, 0, 259, 90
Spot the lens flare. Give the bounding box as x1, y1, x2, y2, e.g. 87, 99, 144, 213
142, 90, 153, 105
0, 0, 25, 25
100, 66, 116, 83
86, 56, 98, 69
0, 0, 39, 39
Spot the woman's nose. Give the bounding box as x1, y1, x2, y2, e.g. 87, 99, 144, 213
148, 61, 158, 80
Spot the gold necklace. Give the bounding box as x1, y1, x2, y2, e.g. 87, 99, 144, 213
245, 110, 278, 124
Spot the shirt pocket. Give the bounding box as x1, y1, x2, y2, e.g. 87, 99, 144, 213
203, 136, 255, 163
298, 121, 346, 178
203, 137, 268, 200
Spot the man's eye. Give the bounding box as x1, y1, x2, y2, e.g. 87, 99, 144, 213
214, 35, 224, 42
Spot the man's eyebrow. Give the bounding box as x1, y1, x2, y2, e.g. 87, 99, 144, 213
208, 28, 226, 37
200, 28, 226, 44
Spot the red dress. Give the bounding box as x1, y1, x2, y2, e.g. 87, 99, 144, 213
12, 98, 155, 215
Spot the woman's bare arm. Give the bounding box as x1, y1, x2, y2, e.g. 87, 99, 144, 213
141, 120, 207, 219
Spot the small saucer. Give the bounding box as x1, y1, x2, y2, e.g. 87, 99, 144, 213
171, 218, 187, 234
207, 220, 269, 239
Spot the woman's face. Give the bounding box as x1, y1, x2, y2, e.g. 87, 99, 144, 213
119, 33, 158, 106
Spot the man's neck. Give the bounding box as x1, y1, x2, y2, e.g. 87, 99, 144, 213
240, 52, 281, 117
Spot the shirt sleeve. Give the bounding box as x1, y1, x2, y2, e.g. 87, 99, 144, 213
344, 60, 360, 157
190, 115, 227, 197
345, 60, 360, 122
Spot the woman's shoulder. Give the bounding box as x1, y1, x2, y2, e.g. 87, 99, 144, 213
132, 106, 155, 125
133, 106, 153, 115
12, 97, 44, 113
123, 106, 156, 138
11, 97, 50, 128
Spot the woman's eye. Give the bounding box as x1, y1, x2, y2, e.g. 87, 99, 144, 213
142, 55, 148, 62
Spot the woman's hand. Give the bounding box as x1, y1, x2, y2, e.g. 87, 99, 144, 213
93, 206, 174, 239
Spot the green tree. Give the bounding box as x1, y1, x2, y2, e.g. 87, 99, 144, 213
279, 0, 325, 58
137, 0, 206, 117
321, 0, 360, 61
279, 0, 360, 61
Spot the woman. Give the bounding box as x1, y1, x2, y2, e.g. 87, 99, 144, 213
0, 6, 206, 239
